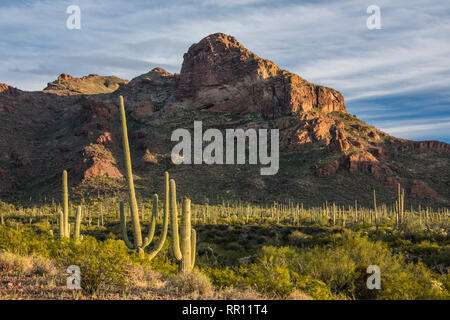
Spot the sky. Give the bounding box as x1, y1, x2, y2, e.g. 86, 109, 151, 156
0, 0, 449, 142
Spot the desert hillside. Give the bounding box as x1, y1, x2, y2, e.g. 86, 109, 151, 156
0, 33, 448, 207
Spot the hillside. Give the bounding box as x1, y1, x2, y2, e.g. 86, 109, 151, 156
0, 33, 448, 207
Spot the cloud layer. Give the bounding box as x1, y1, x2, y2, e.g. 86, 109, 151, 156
0, 0, 449, 142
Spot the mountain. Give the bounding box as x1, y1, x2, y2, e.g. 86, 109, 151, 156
0, 33, 448, 207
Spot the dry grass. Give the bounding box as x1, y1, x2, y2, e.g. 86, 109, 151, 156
218, 287, 269, 300
0, 251, 313, 300
0, 251, 32, 273
288, 290, 313, 300
0, 250, 57, 276
166, 269, 215, 298
125, 264, 166, 289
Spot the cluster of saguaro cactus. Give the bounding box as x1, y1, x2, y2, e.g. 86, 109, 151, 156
59, 170, 82, 239
118, 96, 196, 271
118, 96, 170, 259
119, 173, 170, 259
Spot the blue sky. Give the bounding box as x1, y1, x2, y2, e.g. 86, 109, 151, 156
0, 0, 449, 142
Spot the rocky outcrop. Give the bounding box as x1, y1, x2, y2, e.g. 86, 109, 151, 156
0, 83, 21, 96
44, 73, 128, 95
118, 67, 178, 121
315, 160, 340, 177
328, 121, 351, 152
81, 144, 122, 179
178, 33, 347, 118
388, 140, 450, 155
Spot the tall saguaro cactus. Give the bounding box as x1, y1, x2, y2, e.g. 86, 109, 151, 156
61, 170, 69, 238
119, 95, 142, 249
118, 95, 169, 259
75, 206, 82, 240
373, 189, 378, 231
169, 178, 196, 273
59, 171, 83, 239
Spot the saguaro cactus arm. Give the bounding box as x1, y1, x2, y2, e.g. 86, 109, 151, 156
143, 194, 158, 248
148, 172, 171, 260
58, 211, 64, 238
75, 206, 82, 240
119, 95, 143, 249
120, 200, 134, 249
190, 228, 196, 268
170, 179, 182, 261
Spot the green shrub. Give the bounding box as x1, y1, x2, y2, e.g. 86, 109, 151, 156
58, 237, 132, 294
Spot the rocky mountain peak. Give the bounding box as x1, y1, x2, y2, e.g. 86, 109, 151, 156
43, 73, 128, 95
178, 33, 346, 118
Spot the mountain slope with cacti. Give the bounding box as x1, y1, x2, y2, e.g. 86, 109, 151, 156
0, 33, 448, 208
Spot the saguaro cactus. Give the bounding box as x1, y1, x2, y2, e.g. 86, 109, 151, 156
61, 170, 69, 238
118, 95, 170, 259
119, 95, 142, 249
373, 189, 378, 231
169, 179, 196, 273
75, 206, 82, 240
120, 173, 170, 259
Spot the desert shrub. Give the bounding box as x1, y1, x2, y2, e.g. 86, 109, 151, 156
244, 263, 294, 297
297, 231, 449, 299
169, 269, 214, 296
148, 255, 178, 276
379, 262, 449, 300
203, 258, 295, 298
0, 250, 32, 273
0, 227, 133, 294
219, 287, 268, 300
203, 267, 244, 289
0, 227, 51, 257
411, 240, 442, 255
57, 237, 131, 294
255, 246, 335, 299
291, 274, 335, 300
204, 247, 335, 299
288, 230, 311, 246
30, 254, 57, 275
126, 264, 166, 289
411, 241, 450, 268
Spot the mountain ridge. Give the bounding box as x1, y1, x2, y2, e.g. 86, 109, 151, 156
0, 33, 448, 207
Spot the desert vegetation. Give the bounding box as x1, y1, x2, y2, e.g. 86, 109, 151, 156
0, 96, 448, 300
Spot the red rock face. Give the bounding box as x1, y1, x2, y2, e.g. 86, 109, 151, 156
81, 144, 122, 180
178, 33, 347, 118
84, 160, 122, 179
328, 121, 351, 152
389, 141, 450, 155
